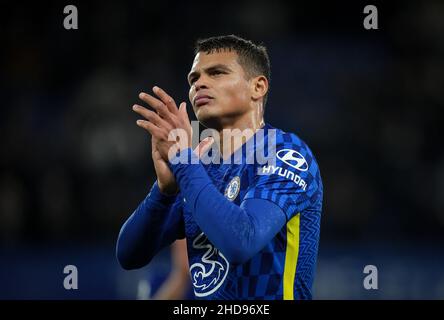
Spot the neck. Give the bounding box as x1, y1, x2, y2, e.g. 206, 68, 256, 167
215, 105, 265, 160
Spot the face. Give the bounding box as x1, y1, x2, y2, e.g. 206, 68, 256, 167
188, 50, 253, 129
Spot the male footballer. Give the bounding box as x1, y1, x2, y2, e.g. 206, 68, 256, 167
116, 35, 323, 300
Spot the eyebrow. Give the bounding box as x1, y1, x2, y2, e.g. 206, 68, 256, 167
187, 64, 232, 83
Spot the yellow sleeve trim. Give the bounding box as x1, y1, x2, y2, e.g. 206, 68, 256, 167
283, 213, 300, 300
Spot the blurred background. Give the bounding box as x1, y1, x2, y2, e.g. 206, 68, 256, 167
0, 0, 443, 299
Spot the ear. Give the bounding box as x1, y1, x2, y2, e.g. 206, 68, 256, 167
251, 75, 268, 102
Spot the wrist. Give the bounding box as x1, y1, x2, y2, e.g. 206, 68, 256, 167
151, 181, 178, 201
158, 182, 179, 196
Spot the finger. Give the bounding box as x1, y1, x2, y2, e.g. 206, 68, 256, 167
178, 102, 190, 124
151, 135, 158, 150
194, 137, 214, 158
152, 86, 179, 115
133, 104, 172, 130
136, 119, 163, 138
138, 92, 175, 121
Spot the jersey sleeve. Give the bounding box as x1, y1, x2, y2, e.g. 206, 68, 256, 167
116, 182, 185, 269
243, 138, 322, 221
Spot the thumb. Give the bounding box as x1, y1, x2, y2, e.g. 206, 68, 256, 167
193, 137, 214, 158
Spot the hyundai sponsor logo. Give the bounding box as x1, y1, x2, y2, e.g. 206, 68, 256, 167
276, 149, 309, 171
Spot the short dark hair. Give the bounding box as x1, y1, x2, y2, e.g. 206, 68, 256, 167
194, 34, 271, 107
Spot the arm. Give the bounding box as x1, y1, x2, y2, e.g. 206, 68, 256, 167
116, 182, 183, 270
152, 239, 191, 300
170, 149, 286, 265
118, 87, 214, 270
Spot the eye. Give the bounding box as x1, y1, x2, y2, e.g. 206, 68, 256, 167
210, 70, 224, 76
189, 76, 198, 85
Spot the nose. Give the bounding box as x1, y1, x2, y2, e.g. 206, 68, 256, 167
194, 76, 209, 92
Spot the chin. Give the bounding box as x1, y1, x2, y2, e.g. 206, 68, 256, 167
196, 110, 221, 129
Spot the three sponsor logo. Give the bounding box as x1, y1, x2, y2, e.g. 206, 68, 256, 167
189, 233, 230, 297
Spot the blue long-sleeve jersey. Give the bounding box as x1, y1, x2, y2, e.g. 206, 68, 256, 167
116, 123, 323, 300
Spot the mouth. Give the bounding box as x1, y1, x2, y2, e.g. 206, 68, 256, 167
194, 95, 213, 107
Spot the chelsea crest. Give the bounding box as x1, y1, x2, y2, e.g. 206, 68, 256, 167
224, 176, 240, 201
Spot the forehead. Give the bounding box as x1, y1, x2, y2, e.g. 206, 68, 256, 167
190, 50, 242, 72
